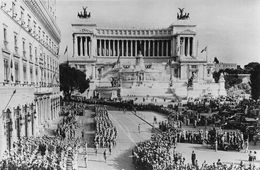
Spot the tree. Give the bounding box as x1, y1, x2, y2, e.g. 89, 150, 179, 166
249, 64, 260, 100
60, 63, 90, 99
244, 62, 260, 72
212, 70, 223, 83
224, 74, 242, 89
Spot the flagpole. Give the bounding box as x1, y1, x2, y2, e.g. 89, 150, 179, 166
1, 89, 16, 118
206, 46, 208, 63
196, 40, 199, 57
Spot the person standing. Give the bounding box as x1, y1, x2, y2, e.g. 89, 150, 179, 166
215, 139, 218, 152
138, 124, 141, 134
191, 151, 196, 166
85, 143, 88, 154
109, 143, 112, 155
245, 138, 249, 153
95, 142, 98, 155
103, 149, 107, 163
84, 153, 88, 168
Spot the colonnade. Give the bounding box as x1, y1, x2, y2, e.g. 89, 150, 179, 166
96, 39, 171, 57
74, 35, 92, 57
179, 37, 194, 57
36, 95, 60, 127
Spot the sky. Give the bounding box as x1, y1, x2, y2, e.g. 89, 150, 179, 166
56, 0, 260, 67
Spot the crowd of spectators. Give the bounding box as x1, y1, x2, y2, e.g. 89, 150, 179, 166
0, 136, 80, 170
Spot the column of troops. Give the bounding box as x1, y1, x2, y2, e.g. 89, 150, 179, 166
94, 106, 117, 151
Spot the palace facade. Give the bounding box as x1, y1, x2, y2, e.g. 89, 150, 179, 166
68, 8, 226, 99
0, 0, 61, 156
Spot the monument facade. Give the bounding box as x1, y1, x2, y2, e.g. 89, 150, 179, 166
68, 8, 226, 99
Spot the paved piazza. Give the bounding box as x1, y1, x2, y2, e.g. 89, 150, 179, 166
72, 109, 260, 170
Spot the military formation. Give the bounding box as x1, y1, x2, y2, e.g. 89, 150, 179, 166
94, 106, 118, 154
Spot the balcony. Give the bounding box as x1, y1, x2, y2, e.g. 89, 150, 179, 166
34, 86, 59, 95
34, 86, 52, 95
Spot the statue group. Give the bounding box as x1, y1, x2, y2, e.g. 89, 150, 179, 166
177, 8, 189, 20
78, 6, 91, 19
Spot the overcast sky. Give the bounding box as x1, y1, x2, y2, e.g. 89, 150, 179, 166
56, 0, 260, 67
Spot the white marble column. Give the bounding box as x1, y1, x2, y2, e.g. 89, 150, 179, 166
89, 38, 92, 57
148, 41, 150, 56
187, 37, 190, 56
157, 40, 160, 56
161, 40, 164, 56
122, 40, 124, 56
113, 40, 115, 56
79, 36, 82, 56
73, 34, 76, 56
166, 40, 168, 56
84, 37, 87, 56
98, 39, 101, 56
104, 40, 107, 56
181, 37, 185, 56
42, 99, 45, 123
108, 40, 111, 56
152, 40, 155, 57
117, 40, 119, 56
191, 37, 194, 56
144, 40, 146, 56
126, 40, 128, 57
135, 40, 137, 56
130, 40, 133, 56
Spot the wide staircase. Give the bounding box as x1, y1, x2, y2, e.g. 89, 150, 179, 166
66, 150, 74, 170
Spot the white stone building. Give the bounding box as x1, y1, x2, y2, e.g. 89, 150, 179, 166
0, 0, 61, 156
68, 8, 226, 99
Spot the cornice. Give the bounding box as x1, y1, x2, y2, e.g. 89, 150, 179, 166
23, 0, 61, 43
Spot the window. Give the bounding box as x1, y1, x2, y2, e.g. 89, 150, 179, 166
20, 7, 24, 25
42, 31, 45, 43
4, 59, 9, 82
12, 2, 16, 18
29, 43, 32, 60
23, 65, 27, 82
15, 62, 19, 82
30, 67, 33, 83
38, 27, 41, 38
3, 27, 7, 42
22, 38, 26, 57
33, 21, 36, 34
27, 14, 31, 31
35, 47, 37, 62
14, 33, 18, 48
46, 35, 48, 45
35, 68, 38, 82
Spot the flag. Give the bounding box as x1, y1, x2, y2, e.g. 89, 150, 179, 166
116, 55, 121, 64
64, 46, 68, 55
214, 57, 219, 64
201, 46, 207, 53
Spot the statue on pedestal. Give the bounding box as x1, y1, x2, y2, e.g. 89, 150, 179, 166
78, 6, 91, 19
187, 73, 194, 88
177, 8, 190, 20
